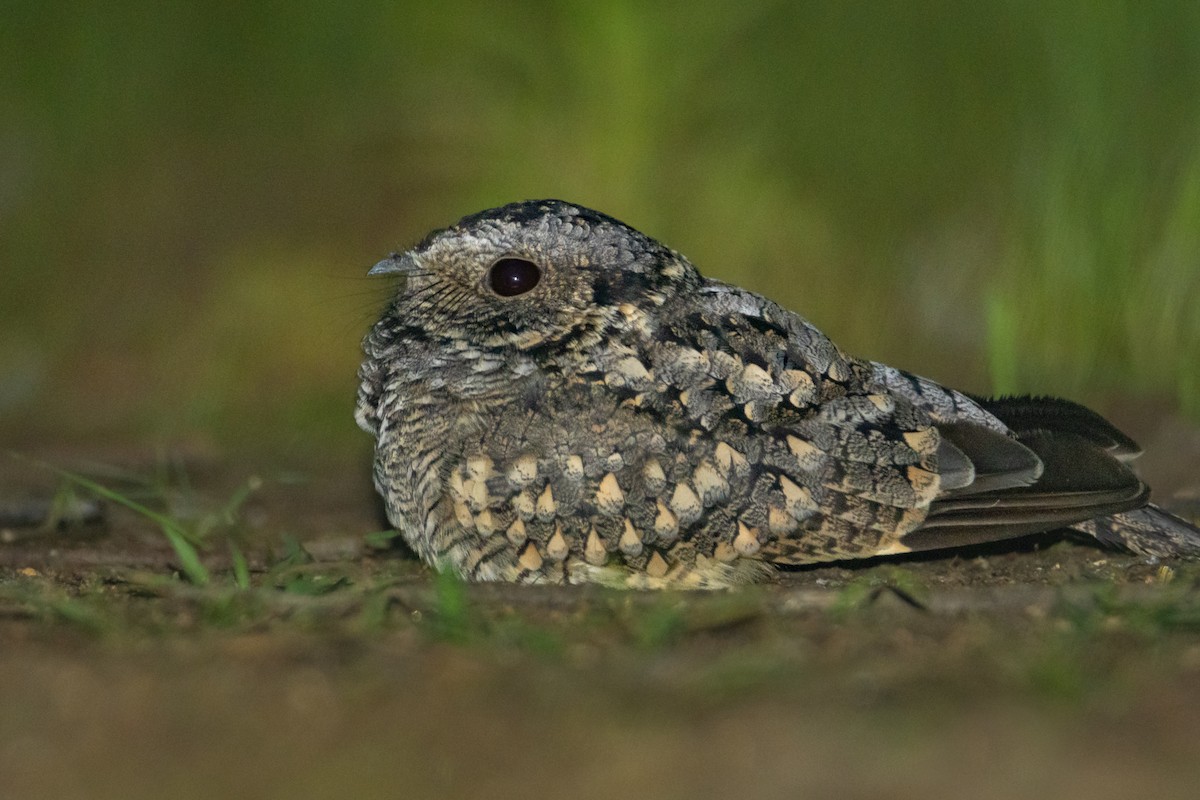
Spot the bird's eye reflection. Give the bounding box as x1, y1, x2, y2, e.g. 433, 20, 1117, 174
488, 258, 542, 297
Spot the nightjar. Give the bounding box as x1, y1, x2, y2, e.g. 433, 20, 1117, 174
356, 199, 1200, 588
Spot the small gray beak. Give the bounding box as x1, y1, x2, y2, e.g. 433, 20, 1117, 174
368, 252, 420, 276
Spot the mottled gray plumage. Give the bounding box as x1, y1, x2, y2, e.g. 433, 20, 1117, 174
356, 200, 1200, 588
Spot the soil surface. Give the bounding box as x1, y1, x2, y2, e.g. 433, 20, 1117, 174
3, 417, 1200, 800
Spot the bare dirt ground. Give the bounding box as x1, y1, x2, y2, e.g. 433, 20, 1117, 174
3, 414, 1200, 800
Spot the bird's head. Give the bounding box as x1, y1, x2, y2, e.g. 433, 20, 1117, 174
367, 200, 700, 357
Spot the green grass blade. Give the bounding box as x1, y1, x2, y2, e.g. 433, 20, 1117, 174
229, 541, 251, 589
16, 455, 211, 585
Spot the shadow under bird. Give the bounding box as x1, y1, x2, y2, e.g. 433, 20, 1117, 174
356, 200, 1200, 588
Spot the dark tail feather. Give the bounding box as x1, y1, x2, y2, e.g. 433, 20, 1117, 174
1074, 504, 1200, 558
970, 395, 1143, 459
910, 427, 1149, 552
899, 393, 1196, 556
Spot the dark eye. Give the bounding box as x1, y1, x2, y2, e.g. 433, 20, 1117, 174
488, 257, 541, 297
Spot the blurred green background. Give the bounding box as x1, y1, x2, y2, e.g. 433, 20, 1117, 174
3, 0, 1199, 459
